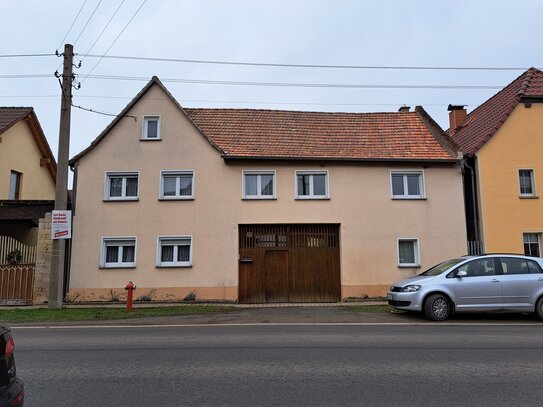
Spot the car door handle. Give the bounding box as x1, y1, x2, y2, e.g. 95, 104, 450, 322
492, 279, 500, 283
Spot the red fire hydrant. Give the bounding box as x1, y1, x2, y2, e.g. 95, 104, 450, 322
124, 281, 136, 311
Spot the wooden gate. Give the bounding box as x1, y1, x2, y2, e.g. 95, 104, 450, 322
239, 224, 340, 303
0, 236, 36, 304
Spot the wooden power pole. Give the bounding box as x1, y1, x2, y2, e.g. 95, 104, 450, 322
49, 44, 73, 309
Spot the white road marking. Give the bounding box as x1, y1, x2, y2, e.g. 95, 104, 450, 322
11, 322, 543, 329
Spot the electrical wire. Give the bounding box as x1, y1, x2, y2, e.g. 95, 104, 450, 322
0, 53, 54, 58
56, 0, 89, 51
76, 53, 532, 71
72, 0, 104, 46
80, 0, 126, 64
80, 0, 148, 84
82, 74, 504, 90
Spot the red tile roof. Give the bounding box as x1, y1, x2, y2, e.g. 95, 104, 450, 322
71, 76, 458, 163
0, 107, 33, 135
448, 67, 543, 155
185, 107, 457, 161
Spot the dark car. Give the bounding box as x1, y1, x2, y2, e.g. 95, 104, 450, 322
0, 327, 24, 407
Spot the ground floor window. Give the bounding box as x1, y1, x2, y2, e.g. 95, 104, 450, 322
100, 237, 136, 268
398, 238, 420, 267
157, 236, 192, 267
524, 233, 541, 257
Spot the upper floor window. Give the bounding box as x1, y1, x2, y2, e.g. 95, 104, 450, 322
243, 171, 275, 199
8, 170, 21, 200
160, 171, 194, 200
398, 238, 420, 267
157, 236, 192, 267
105, 172, 139, 200
142, 116, 160, 140
391, 171, 425, 199
100, 237, 136, 268
296, 170, 329, 199
519, 169, 536, 197
524, 233, 541, 257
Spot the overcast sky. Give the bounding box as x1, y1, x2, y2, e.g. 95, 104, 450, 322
1, 0, 542, 160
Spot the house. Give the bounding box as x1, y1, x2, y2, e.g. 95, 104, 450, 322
68, 76, 466, 303
0, 107, 57, 303
448, 67, 543, 256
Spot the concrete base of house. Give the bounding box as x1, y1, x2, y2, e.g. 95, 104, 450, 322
67, 284, 390, 303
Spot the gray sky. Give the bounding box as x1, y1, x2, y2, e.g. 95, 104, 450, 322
1, 0, 542, 160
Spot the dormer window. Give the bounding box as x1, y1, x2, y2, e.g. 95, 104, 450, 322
142, 116, 160, 140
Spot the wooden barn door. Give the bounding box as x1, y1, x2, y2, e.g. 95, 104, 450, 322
239, 224, 340, 303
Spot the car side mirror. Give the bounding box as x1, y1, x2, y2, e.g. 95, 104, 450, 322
456, 270, 467, 278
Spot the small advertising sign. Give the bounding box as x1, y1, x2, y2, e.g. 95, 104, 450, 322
51, 210, 72, 239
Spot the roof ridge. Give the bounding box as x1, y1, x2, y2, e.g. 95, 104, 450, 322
185, 107, 417, 116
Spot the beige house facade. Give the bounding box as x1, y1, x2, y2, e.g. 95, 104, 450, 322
69, 77, 466, 302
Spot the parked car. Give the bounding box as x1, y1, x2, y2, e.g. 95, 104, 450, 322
0, 326, 24, 406
387, 254, 543, 321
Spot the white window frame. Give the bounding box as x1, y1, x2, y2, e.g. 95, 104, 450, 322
397, 238, 420, 267
104, 171, 140, 201
518, 168, 536, 197
390, 170, 426, 199
160, 170, 195, 200
142, 115, 161, 140
156, 235, 193, 267
100, 236, 137, 268
523, 232, 541, 257
242, 170, 276, 199
295, 170, 330, 200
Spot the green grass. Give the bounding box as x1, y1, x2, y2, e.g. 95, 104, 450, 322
0, 305, 238, 323
346, 304, 395, 313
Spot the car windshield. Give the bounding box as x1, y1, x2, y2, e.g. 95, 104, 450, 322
420, 258, 464, 276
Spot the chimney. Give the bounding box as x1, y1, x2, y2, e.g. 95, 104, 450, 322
447, 104, 467, 130
398, 105, 410, 112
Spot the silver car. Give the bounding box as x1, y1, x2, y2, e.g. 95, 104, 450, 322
387, 254, 543, 321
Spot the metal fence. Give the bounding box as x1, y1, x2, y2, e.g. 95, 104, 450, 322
467, 240, 484, 255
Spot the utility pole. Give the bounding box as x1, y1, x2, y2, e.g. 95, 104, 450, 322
49, 44, 73, 309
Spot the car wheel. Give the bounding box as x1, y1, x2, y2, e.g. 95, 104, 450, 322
424, 294, 450, 321
535, 297, 543, 321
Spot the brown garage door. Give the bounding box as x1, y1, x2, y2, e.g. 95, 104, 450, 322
239, 224, 340, 303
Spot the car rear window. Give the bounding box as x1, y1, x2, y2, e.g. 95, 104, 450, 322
500, 257, 543, 274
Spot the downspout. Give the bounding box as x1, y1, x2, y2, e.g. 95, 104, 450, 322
460, 158, 479, 242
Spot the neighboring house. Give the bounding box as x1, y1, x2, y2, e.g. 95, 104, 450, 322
448, 67, 543, 256
69, 76, 466, 303
0, 107, 57, 304
0, 107, 56, 244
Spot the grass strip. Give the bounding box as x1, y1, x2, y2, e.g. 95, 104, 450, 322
0, 305, 238, 323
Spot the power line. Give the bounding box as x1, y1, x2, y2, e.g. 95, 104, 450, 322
80, 0, 148, 84
73, 0, 104, 46
76, 53, 533, 71
82, 74, 505, 90
0, 53, 55, 58
80, 0, 126, 63
56, 0, 89, 51
0, 93, 469, 107
0, 74, 52, 79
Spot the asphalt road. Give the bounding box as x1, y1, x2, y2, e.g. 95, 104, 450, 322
12, 313, 543, 407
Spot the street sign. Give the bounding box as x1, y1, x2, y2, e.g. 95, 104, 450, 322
51, 210, 72, 239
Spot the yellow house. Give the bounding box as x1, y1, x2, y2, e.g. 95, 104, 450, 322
449, 67, 543, 256
68, 77, 467, 303
0, 107, 56, 244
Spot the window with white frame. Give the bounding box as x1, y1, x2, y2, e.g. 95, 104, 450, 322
243, 171, 275, 199
296, 171, 329, 199
105, 172, 139, 200
157, 236, 192, 267
524, 233, 541, 257
398, 238, 420, 267
100, 237, 136, 268
142, 116, 160, 140
519, 169, 536, 197
160, 171, 194, 199
391, 171, 425, 199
